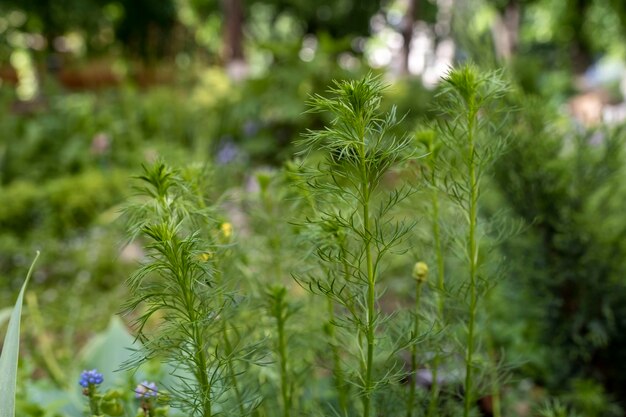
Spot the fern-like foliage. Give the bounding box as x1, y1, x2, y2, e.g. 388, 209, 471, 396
433, 64, 510, 416
295, 74, 421, 417
122, 161, 254, 417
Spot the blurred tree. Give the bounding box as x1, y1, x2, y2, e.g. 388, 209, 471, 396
383, 0, 438, 74
263, 0, 380, 39
399, 0, 417, 74
1, 0, 178, 60
490, 0, 525, 61
475, 0, 626, 78
561, 0, 594, 73
493, 94, 626, 403
223, 0, 245, 63
113, 0, 178, 61
2, 0, 102, 45
3, 0, 392, 68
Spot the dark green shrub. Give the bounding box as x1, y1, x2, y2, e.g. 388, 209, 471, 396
492, 95, 626, 404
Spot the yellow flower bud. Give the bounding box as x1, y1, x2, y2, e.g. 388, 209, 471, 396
220, 222, 232, 239
412, 261, 428, 283
199, 252, 213, 262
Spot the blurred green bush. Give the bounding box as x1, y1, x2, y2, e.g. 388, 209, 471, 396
491, 93, 626, 407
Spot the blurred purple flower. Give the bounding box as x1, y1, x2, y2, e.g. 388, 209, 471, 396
588, 131, 605, 147
135, 381, 158, 399
242, 120, 260, 137
217, 139, 239, 164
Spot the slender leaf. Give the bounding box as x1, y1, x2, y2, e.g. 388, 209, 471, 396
0, 309, 11, 329
0, 251, 40, 417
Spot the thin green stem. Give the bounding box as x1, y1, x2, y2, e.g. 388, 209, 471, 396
192, 309, 212, 417
88, 393, 101, 415
277, 305, 291, 417
327, 296, 349, 415
427, 190, 445, 417
215, 267, 245, 417
180, 270, 212, 417
486, 293, 502, 417
463, 110, 479, 417
407, 282, 423, 417
359, 139, 376, 417
491, 374, 502, 417
224, 330, 245, 417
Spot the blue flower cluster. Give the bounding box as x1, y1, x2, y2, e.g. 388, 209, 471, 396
79, 369, 104, 387
135, 381, 158, 399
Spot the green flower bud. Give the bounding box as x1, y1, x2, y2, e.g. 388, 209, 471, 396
103, 389, 123, 400
101, 398, 124, 416
412, 262, 428, 284
255, 170, 273, 193
155, 406, 170, 416
415, 129, 436, 148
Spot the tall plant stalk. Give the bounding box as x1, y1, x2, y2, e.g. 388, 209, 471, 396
360, 142, 376, 417
266, 285, 293, 417
288, 161, 351, 416
215, 263, 246, 417
464, 109, 479, 417
427, 190, 445, 417
407, 263, 427, 417
326, 296, 349, 415
434, 65, 508, 416
415, 131, 447, 417
297, 74, 416, 417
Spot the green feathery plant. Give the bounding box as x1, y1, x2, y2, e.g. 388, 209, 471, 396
239, 166, 320, 417
211, 221, 256, 417
433, 64, 509, 416
295, 74, 418, 417
123, 161, 254, 417
300, 212, 353, 416
324, 292, 350, 416
285, 160, 351, 416
536, 399, 582, 417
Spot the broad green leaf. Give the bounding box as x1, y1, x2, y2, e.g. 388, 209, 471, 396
78, 316, 138, 388
25, 380, 82, 417
0, 251, 40, 417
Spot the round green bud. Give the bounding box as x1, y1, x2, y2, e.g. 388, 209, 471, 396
412, 262, 429, 283
415, 129, 436, 148
103, 389, 123, 400
101, 399, 124, 416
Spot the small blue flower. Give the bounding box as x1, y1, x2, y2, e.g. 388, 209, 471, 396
79, 369, 104, 387
135, 381, 158, 399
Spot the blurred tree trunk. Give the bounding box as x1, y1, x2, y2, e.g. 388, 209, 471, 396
568, 0, 592, 74
401, 0, 418, 74
223, 0, 247, 80
223, 0, 245, 62
492, 0, 520, 62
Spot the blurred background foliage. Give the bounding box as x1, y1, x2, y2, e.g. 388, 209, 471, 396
1, 0, 626, 415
